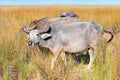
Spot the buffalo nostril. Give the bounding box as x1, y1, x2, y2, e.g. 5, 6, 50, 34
27, 41, 32, 46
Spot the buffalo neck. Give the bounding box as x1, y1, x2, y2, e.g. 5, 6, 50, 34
39, 39, 50, 48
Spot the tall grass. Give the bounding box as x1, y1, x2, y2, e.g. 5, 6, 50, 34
0, 6, 120, 80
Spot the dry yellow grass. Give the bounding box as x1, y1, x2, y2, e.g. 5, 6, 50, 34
0, 6, 120, 80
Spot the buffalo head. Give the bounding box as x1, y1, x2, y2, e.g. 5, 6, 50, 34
22, 25, 51, 46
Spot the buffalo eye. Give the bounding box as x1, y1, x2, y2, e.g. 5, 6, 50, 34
36, 34, 39, 36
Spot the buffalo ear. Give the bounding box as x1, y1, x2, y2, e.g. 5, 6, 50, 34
40, 33, 51, 39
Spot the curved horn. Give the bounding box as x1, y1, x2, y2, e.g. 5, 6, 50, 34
22, 25, 30, 34
40, 24, 51, 33
28, 25, 37, 31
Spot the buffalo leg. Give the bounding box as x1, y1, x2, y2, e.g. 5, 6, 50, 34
61, 52, 67, 66
88, 47, 94, 69
51, 53, 59, 69
51, 48, 63, 69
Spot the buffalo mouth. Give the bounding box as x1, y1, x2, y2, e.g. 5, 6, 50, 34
27, 41, 39, 46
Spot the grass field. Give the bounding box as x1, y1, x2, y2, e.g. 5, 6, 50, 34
0, 6, 120, 80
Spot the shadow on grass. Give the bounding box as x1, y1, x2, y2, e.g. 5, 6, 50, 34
72, 51, 90, 65
38, 45, 90, 65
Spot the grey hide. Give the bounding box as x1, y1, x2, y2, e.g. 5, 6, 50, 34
23, 21, 113, 70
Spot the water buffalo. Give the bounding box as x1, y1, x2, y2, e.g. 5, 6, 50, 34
60, 12, 79, 18
23, 21, 113, 69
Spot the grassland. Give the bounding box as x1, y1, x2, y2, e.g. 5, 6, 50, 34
0, 6, 120, 80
